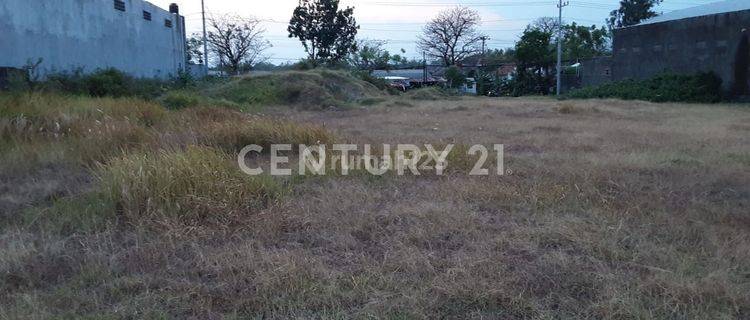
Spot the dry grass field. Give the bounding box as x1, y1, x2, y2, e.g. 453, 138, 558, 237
1, 91, 749, 319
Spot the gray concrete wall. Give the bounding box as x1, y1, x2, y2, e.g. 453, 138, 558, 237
0, 0, 186, 79
580, 56, 612, 88
613, 10, 750, 90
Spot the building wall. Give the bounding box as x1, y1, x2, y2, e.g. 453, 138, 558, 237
0, 0, 186, 79
580, 56, 612, 88
613, 10, 750, 90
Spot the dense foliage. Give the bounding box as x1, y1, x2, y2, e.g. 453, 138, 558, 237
608, 0, 663, 29
509, 18, 612, 96
41, 69, 167, 98
288, 0, 359, 67
568, 72, 724, 103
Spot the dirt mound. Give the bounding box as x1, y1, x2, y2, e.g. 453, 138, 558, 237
207, 69, 385, 109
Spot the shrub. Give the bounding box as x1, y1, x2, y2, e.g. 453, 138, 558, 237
99, 146, 284, 223
568, 72, 724, 103
160, 90, 201, 110
85, 68, 131, 97
36, 68, 166, 99
445, 66, 466, 88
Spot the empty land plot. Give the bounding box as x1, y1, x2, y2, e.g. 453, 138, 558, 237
1, 95, 749, 319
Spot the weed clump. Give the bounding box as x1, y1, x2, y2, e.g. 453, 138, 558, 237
556, 103, 579, 114
159, 90, 202, 110
100, 146, 283, 223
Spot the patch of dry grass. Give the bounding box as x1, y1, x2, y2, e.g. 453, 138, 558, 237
1, 92, 749, 318
100, 146, 284, 225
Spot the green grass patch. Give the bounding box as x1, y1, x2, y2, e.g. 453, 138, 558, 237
23, 192, 116, 234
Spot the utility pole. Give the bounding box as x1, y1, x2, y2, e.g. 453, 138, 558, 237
422, 51, 427, 86
556, 0, 569, 96
480, 36, 489, 62
479, 36, 489, 95
201, 0, 208, 75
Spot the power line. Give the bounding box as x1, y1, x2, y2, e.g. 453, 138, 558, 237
362, 1, 553, 7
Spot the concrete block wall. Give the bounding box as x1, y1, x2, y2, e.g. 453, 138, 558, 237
0, 0, 187, 79
580, 56, 612, 88
612, 10, 750, 91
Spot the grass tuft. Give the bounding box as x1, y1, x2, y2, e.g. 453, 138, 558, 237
99, 146, 284, 224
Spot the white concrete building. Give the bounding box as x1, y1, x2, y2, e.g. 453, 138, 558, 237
0, 0, 187, 79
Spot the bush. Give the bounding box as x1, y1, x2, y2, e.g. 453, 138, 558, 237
160, 90, 201, 109
41, 68, 166, 99
568, 72, 724, 103
85, 68, 131, 97
445, 66, 466, 88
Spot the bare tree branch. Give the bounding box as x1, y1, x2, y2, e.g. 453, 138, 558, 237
417, 6, 485, 67
206, 15, 271, 75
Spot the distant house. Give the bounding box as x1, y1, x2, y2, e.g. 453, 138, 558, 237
607, 0, 750, 94
460, 78, 478, 95
0, 0, 188, 79
496, 64, 517, 80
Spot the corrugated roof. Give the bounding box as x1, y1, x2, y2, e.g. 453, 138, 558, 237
636, 0, 750, 26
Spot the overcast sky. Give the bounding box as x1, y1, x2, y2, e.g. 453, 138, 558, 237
149, 0, 720, 64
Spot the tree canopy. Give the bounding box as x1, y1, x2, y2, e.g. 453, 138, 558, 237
562, 23, 611, 60
288, 0, 359, 66
608, 0, 663, 29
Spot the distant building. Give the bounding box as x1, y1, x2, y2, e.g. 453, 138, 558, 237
460, 78, 477, 95
496, 64, 517, 80
579, 57, 612, 88
610, 0, 750, 93
0, 0, 187, 79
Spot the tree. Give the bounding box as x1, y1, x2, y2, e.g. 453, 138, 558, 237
562, 23, 611, 60
418, 6, 485, 67
348, 41, 420, 72
608, 0, 663, 29
186, 36, 204, 65
348, 40, 392, 72
206, 15, 271, 75
288, 0, 359, 66
530, 17, 562, 34
513, 27, 555, 95
515, 28, 554, 75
